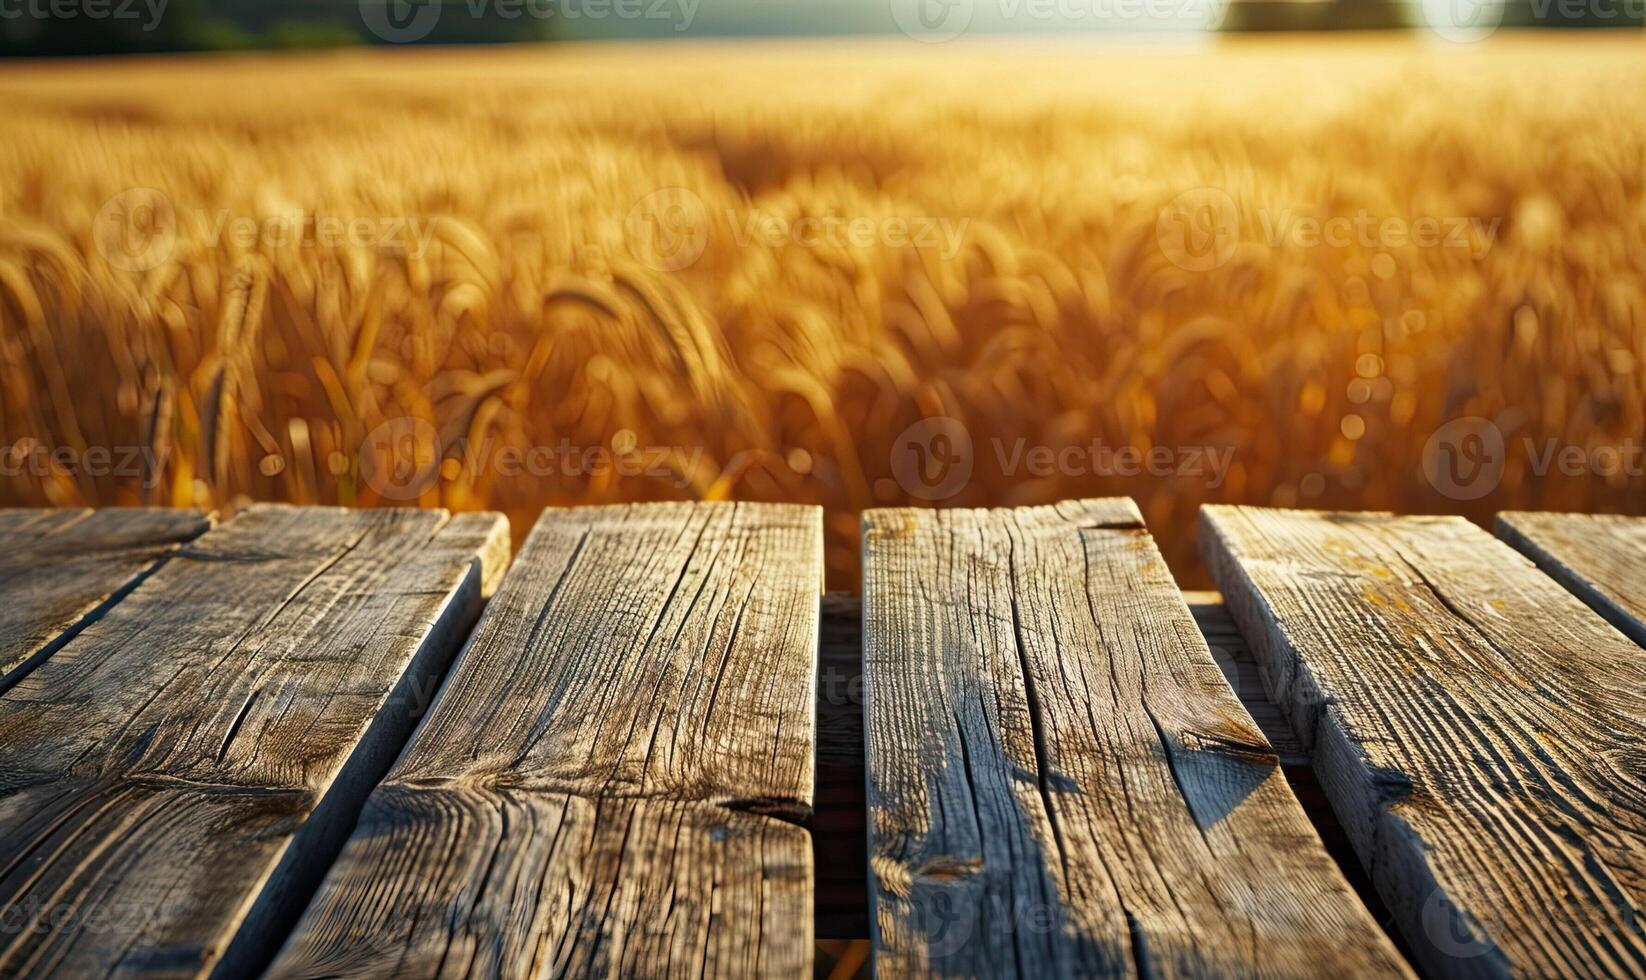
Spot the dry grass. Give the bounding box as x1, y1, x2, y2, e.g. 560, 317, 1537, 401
1, 36, 1644, 586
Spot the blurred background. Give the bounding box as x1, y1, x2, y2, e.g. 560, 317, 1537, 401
2, 2, 1643, 600
1, 0, 1641, 54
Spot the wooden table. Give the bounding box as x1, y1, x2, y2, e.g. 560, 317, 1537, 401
0, 501, 1641, 978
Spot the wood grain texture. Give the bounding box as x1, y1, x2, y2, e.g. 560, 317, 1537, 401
0, 508, 211, 690
862, 499, 1408, 978
1202, 505, 1646, 978
0, 505, 508, 980
268, 789, 809, 980
269, 501, 823, 979
1497, 511, 1646, 648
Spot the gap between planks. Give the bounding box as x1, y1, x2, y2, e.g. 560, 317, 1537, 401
1497, 511, 1646, 649
0, 508, 214, 695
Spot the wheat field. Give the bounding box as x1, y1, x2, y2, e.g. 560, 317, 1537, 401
1, 35, 1643, 586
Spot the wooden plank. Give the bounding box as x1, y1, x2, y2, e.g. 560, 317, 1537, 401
1497, 511, 1646, 648
0, 505, 508, 980
269, 501, 823, 979
1201, 505, 1646, 978
0, 508, 211, 690
862, 499, 1409, 977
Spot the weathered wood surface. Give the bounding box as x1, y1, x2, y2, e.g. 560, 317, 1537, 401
269, 502, 823, 979
0, 508, 211, 690
1497, 511, 1646, 648
1202, 505, 1646, 978
0, 505, 508, 980
862, 499, 1409, 978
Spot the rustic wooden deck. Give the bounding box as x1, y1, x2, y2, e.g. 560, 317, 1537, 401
0, 500, 1642, 978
